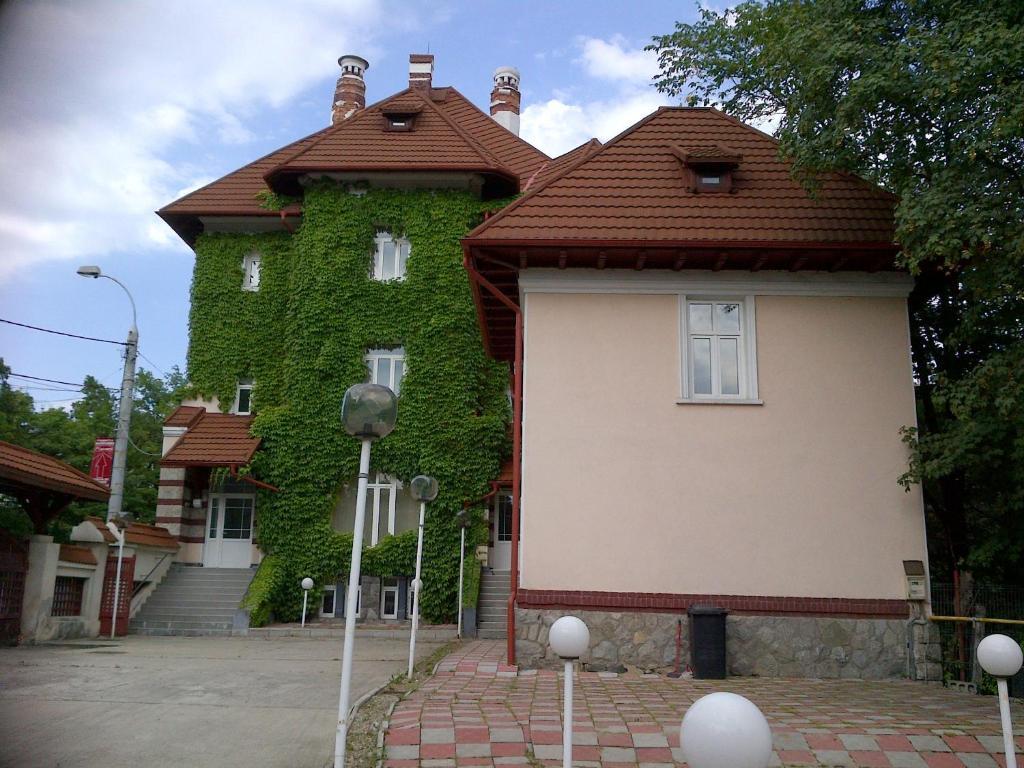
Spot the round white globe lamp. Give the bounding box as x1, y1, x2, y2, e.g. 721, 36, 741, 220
549, 616, 591, 768
300, 577, 315, 628
977, 633, 1023, 768
680, 692, 773, 768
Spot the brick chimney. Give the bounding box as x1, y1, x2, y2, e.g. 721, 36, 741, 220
332, 54, 369, 124
490, 66, 521, 135
409, 54, 434, 90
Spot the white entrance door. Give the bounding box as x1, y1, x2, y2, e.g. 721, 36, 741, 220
203, 495, 254, 568
488, 493, 513, 571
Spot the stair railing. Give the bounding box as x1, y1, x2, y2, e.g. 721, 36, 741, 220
132, 552, 172, 598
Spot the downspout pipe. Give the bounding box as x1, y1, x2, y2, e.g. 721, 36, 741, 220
464, 250, 523, 666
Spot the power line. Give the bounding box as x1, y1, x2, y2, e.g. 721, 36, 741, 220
8, 372, 119, 391
137, 350, 168, 378
0, 317, 126, 346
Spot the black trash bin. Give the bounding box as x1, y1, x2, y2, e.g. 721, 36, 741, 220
688, 606, 728, 679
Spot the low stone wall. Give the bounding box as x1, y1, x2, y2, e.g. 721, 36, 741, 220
515, 608, 913, 679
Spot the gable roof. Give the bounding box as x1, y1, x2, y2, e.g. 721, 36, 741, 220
466, 107, 896, 246
159, 87, 548, 245
0, 440, 110, 502
161, 410, 260, 468
85, 517, 180, 550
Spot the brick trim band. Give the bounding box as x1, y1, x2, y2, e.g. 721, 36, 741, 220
156, 498, 184, 506
178, 535, 205, 544
158, 479, 186, 487
155, 515, 206, 525
516, 589, 908, 619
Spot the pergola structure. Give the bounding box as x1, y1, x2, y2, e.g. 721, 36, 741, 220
0, 440, 110, 534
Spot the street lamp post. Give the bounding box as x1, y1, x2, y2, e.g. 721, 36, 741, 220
977, 633, 1023, 768
301, 577, 314, 628
456, 509, 470, 638
407, 475, 438, 678
549, 616, 590, 768
77, 266, 138, 522
335, 383, 398, 768
105, 520, 126, 640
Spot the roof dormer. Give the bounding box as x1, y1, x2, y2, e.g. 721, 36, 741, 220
381, 102, 422, 132
672, 144, 742, 193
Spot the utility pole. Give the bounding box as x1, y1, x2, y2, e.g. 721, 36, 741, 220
108, 326, 138, 521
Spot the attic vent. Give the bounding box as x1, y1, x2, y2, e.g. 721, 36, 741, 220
671, 144, 742, 194
382, 105, 422, 132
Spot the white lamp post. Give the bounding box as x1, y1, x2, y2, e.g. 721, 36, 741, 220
679, 692, 773, 768
335, 383, 398, 768
549, 615, 590, 768
300, 577, 314, 628
77, 266, 138, 523
105, 520, 125, 640
407, 474, 438, 678
977, 633, 1023, 768
455, 509, 470, 638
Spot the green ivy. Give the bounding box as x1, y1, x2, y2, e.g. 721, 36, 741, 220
188, 184, 509, 624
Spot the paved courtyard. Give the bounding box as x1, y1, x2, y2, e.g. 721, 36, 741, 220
384, 641, 1024, 768
0, 634, 443, 768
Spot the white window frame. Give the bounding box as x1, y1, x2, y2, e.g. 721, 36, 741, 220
678, 295, 760, 404
365, 347, 406, 395
380, 577, 400, 620
321, 585, 337, 618
242, 251, 261, 291
372, 232, 410, 281
367, 472, 398, 545
406, 577, 415, 618
233, 379, 254, 415
340, 584, 361, 617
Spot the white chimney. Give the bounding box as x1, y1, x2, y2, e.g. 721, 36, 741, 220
490, 66, 521, 135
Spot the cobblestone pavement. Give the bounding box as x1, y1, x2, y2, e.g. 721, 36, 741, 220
384, 641, 1024, 768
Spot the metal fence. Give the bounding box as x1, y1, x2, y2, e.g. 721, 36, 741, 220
930, 581, 1024, 695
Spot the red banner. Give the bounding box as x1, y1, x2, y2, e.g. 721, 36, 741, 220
89, 437, 115, 487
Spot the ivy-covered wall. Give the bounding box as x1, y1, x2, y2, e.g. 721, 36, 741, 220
187, 183, 508, 624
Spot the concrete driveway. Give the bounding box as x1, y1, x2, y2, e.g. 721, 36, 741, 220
0, 634, 443, 768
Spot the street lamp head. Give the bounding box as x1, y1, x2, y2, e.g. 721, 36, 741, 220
456, 508, 472, 528
549, 615, 590, 659
977, 633, 1024, 678
341, 383, 398, 439
410, 475, 439, 502
301, 577, 314, 591
680, 692, 773, 768
76, 265, 102, 278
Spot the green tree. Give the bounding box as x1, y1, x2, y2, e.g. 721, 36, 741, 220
0, 358, 187, 537
649, 0, 1024, 581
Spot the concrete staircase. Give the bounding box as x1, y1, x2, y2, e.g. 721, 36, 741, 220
478, 570, 510, 639
129, 564, 254, 636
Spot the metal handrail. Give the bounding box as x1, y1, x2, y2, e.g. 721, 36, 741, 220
929, 614, 1024, 627
132, 552, 171, 597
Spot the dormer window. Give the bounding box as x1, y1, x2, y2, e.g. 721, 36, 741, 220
387, 118, 410, 131
672, 144, 742, 194
242, 252, 261, 291
381, 104, 421, 132
373, 232, 410, 281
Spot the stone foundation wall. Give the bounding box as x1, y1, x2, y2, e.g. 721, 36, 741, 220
515, 608, 913, 679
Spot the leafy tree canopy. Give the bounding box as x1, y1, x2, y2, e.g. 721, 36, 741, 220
650, 0, 1024, 580
0, 358, 187, 538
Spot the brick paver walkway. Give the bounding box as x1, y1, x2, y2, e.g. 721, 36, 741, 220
384, 641, 1024, 768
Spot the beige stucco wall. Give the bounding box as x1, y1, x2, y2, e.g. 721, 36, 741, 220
520, 290, 926, 600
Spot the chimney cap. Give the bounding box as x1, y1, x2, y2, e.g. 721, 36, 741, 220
493, 65, 520, 86
409, 53, 434, 64
338, 54, 370, 73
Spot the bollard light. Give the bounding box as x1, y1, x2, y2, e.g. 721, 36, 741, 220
336, 383, 398, 768
977, 633, 1022, 768
550, 615, 590, 768
301, 577, 314, 628
407, 475, 438, 678
679, 692, 773, 768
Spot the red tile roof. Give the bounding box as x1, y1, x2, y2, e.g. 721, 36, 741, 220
524, 138, 603, 192
159, 87, 549, 244
0, 440, 110, 502
86, 517, 180, 550
161, 410, 260, 468
164, 405, 204, 429
59, 543, 98, 566
466, 107, 896, 245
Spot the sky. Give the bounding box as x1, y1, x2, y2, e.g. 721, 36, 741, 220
0, 0, 703, 409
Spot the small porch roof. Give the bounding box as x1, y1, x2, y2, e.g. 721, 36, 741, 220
161, 408, 261, 469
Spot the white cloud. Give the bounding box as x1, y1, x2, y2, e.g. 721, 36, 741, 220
0, 0, 401, 277
578, 35, 659, 84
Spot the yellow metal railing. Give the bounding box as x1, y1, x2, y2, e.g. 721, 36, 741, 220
929, 614, 1024, 626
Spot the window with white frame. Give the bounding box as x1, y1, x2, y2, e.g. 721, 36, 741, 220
682, 298, 758, 401
365, 472, 398, 545
233, 379, 254, 414
495, 493, 513, 542
380, 577, 399, 619
321, 585, 337, 618
242, 252, 261, 291
365, 347, 405, 395
372, 232, 410, 281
